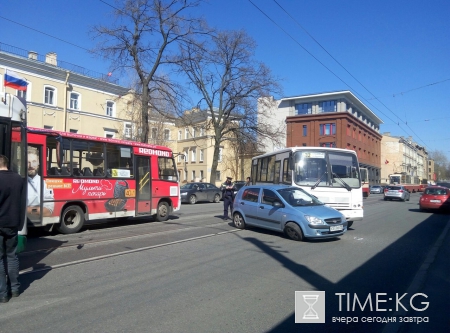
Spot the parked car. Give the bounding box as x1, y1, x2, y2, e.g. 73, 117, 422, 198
419, 186, 450, 211
233, 181, 246, 196
370, 185, 383, 194
232, 184, 347, 241
180, 182, 222, 204
384, 185, 411, 201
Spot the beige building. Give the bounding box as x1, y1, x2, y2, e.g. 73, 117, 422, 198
427, 159, 435, 183
1, 44, 250, 187
175, 109, 253, 187
380, 133, 428, 184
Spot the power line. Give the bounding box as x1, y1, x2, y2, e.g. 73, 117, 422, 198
248, 0, 430, 150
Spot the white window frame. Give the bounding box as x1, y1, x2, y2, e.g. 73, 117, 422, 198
106, 100, 115, 117
44, 85, 56, 106
124, 122, 132, 138
200, 127, 205, 136
216, 170, 221, 181
218, 147, 223, 162
185, 128, 189, 139
184, 151, 189, 163
191, 148, 196, 162
104, 130, 115, 138
164, 129, 170, 140
151, 127, 158, 139
17, 81, 31, 101
70, 92, 80, 110
192, 127, 196, 138
200, 170, 204, 180
199, 149, 204, 162
178, 130, 182, 140
184, 169, 188, 181
192, 170, 196, 181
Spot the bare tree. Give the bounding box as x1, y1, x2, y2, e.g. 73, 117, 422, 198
429, 150, 450, 181
92, 0, 205, 143
177, 30, 283, 183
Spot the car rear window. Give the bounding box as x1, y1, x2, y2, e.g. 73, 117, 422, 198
387, 186, 401, 190
425, 188, 448, 195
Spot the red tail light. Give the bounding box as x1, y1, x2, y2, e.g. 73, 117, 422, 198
398, 190, 404, 193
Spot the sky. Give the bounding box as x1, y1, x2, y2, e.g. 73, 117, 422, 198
1, 0, 449, 160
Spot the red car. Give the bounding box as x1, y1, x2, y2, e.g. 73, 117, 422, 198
419, 186, 450, 211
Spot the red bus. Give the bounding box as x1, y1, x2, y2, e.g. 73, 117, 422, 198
26, 127, 180, 234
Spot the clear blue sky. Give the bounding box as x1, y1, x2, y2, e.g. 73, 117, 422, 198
1, 0, 449, 160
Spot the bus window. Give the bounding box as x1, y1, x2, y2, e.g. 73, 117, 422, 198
106, 144, 133, 178
72, 140, 105, 177
158, 157, 178, 181
282, 158, 291, 183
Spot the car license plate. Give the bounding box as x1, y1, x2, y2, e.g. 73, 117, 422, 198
330, 225, 343, 232
430, 200, 441, 203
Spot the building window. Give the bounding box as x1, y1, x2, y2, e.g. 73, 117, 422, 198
184, 169, 188, 181
164, 129, 170, 140
319, 123, 336, 136
321, 142, 336, 148
178, 130, 182, 140
70, 129, 78, 133
302, 143, 307, 146
105, 131, 115, 138
295, 103, 312, 115
17, 89, 27, 100
184, 151, 188, 163
200, 149, 204, 162
216, 170, 221, 181
70, 92, 80, 110
44, 87, 55, 105
151, 128, 157, 139
44, 125, 53, 129
191, 148, 196, 162
218, 148, 223, 162
318, 100, 336, 113
124, 123, 132, 138
200, 127, 205, 136
106, 101, 115, 117
192, 127, 196, 138
192, 170, 196, 181
185, 128, 189, 139
302, 125, 307, 136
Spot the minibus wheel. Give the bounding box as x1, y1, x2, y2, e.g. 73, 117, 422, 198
156, 202, 169, 222
57, 205, 84, 234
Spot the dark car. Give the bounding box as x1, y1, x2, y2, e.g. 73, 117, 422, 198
180, 182, 222, 204
233, 181, 246, 196
436, 182, 450, 189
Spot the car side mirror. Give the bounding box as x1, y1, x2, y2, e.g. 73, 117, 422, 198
273, 200, 284, 208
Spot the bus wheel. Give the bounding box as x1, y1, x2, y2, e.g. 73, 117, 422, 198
156, 202, 169, 222
57, 205, 84, 234
284, 222, 303, 241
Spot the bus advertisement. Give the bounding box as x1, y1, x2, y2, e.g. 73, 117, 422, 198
26, 127, 180, 234
251, 147, 363, 228
0, 93, 28, 251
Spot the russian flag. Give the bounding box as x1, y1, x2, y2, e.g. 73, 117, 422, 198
4, 70, 28, 91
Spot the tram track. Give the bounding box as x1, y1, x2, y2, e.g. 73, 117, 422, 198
19, 227, 242, 276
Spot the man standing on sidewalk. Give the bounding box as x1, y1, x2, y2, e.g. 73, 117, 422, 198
0, 155, 25, 303
222, 176, 236, 220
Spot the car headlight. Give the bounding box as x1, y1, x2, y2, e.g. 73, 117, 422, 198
304, 215, 324, 225
181, 192, 187, 196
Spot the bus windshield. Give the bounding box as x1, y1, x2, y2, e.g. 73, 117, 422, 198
293, 150, 361, 188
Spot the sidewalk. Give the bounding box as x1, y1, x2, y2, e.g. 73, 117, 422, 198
384, 216, 450, 333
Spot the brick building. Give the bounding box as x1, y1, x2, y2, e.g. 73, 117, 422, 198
261, 91, 383, 184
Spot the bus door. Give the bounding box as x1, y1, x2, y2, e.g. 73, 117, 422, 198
136, 156, 151, 214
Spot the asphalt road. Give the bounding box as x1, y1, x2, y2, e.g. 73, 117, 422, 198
1, 193, 448, 333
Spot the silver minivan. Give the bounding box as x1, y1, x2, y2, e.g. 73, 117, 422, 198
232, 185, 347, 241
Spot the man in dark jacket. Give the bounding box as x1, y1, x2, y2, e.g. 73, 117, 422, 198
222, 176, 236, 220
0, 155, 25, 303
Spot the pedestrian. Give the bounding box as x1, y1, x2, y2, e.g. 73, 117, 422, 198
245, 177, 251, 186
0, 155, 25, 303
222, 176, 236, 220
